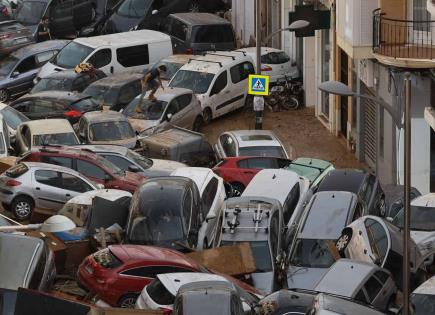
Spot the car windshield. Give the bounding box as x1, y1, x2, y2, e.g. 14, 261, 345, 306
31, 78, 72, 93
117, 0, 152, 18
160, 61, 184, 81
84, 85, 119, 107
0, 55, 19, 76
0, 106, 29, 129
286, 163, 322, 184
221, 241, 272, 272
261, 52, 290, 64
33, 132, 79, 146
411, 293, 435, 315
52, 42, 94, 69
96, 154, 123, 175
127, 149, 153, 169
394, 206, 435, 231
89, 121, 135, 141
290, 239, 336, 268
123, 98, 167, 120
16, 1, 47, 25
239, 146, 286, 158
169, 70, 214, 94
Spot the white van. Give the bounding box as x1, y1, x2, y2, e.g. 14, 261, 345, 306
37, 30, 173, 80
169, 51, 255, 123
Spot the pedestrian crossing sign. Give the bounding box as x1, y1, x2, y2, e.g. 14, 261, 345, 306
248, 74, 269, 96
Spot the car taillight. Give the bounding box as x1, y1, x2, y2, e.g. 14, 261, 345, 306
185, 48, 193, 54
261, 65, 273, 71
0, 33, 11, 40
159, 308, 172, 315
6, 179, 21, 187
64, 110, 82, 118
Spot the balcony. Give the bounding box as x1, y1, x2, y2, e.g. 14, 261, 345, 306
373, 9, 435, 68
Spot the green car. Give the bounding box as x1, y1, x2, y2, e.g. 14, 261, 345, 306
285, 157, 334, 187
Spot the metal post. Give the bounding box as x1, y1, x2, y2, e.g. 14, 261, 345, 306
255, 0, 263, 130
403, 72, 412, 315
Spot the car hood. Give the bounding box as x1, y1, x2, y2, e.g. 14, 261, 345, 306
411, 230, 435, 257
250, 272, 274, 295
128, 118, 159, 133
149, 159, 186, 173
88, 137, 137, 149
287, 266, 328, 290
105, 13, 141, 33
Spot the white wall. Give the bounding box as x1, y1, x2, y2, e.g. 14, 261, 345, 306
304, 37, 316, 107
281, 0, 297, 62
232, 0, 255, 47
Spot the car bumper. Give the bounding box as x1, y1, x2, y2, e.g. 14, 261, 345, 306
0, 189, 15, 204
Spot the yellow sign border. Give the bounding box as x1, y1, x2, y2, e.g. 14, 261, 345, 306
248, 74, 270, 96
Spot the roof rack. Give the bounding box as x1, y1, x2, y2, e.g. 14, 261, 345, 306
233, 50, 247, 56
205, 53, 235, 60
188, 58, 223, 67
223, 203, 270, 234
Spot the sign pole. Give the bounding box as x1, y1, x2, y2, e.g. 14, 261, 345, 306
255, 0, 262, 129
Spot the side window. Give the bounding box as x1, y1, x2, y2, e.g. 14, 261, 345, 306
29, 247, 47, 289
76, 159, 106, 180
210, 71, 228, 96
353, 201, 364, 221
168, 18, 188, 40
88, 49, 112, 69
362, 175, 376, 206
220, 134, 236, 157
364, 276, 383, 302
22, 125, 31, 146
201, 177, 218, 216
120, 266, 193, 278
269, 211, 279, 256
36, 50, 56, 65
102, 154, 133, 171
247, 158, 275, 169
364, 218, 388, 263
35, 170, 62, 188
72, 76, 87, 92
166, 99, 180, 116
61, 172, 93, 193
117, 45, 149, 68
230, 62, 255, 84
41, 156, 73, 168
236, 159, 249, 168
177, 94, 193, 110
31, 100, 56, 113
374, 270, 390, 283
355, 289, 368, 303
183, 190, 193, 229
15, 56, 37, 74
13, 101, 32, 112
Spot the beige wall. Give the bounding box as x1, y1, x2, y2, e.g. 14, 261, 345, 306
380, 0, 407, 19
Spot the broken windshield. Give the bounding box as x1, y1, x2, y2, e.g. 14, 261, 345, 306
169, 70, 214, 94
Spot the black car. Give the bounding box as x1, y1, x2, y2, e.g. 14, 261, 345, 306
30, 68, 106, 94
15, 0, 96, 40
0, 39, 68, 102
83, 72, 142, 111
126, 176, 202, 251
9, 90, 100, 123
316, 169, 386, 216
0, 20, 34, 57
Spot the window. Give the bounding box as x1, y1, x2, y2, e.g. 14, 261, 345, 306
77, 159, 106, 180
362, 175, 376, 207
284, 184, 300, 224
364, 218, 388, 263
41, 156, 73, 168
61, 172, 92, 192
220, 134, 236, 157
355, 289, 368, 303
183, 190, 193, 229
15, 56, 37, 73
176, 94, 193, 110
35, 170, 61, 188
201, 178, 218, 216
191, 25, 235, 43
246, 158, 276, 169
364, 276, 382, 301
103, 154, 133, 172
88, 49, 111, 68
169, 18, 188, 40
117, 45, 149, 68
210, 71, 227, 96
353, 202, 364, 221
413, 0, 430, 31
237, 159, 249, 168
374, 270, 390, 283
166, 101, 179, 116
36, 50, 56, 65
22, 125, 31, 146
120, 266, 193, 278
269, 211, 280, 256
29, 247, 47, 289
72, 77, 88, 92
13, 101, 32, 113
261, 51, 290, 64
230, 62, 254, 84
118, 84, 138, 105
32, 99, 65, 113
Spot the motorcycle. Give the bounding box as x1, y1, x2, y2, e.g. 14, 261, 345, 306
265, 76, 304, 111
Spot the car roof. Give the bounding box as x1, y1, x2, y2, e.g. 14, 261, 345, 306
161, 54, 198, 64
411, 193, 435, 207
21, 91, 89, 102
20, 119, 74, 134
74, 30, 170, 49
158, 273, 227, 296
179, 51, 253, 74
226, 130, 282, 148
21, 161, 88, 177
82, 110, 128, 123
138, 87, 193, 103
170, 13, 231, 25
72, 144, 129, 156
66, 189, 131, 206
314, 259, 379, 296
86, 72, 143, 87
300, 191, 357, 239
170, 167, 214, 192
413, 276, 435, 295
29, 145, 99, 159
317, 169, 368, 194
11, 40, 69, 59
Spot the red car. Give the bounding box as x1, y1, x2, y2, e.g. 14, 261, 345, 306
77, 245, 203, 308
19, 147, 144, 193
213, 156, 292, 194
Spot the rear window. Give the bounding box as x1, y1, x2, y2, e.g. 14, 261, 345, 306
261, 52, 290, 64
146, 279, 175, 305
5, 163, 28, 178
238, 146, 286, 158
117, 45, 149, 68
191, 25, 235, 43
70, 98, 98, 111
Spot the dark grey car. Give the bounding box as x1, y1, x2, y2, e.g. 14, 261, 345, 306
0, 20, 34, 57
0, 39, 68, 102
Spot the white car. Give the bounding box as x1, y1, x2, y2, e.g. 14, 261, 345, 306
237, 47, 300, 83
169, 51, 255, 123
214, 130, 289, 159
171, 167, 226, 249
0, 102, 29, 143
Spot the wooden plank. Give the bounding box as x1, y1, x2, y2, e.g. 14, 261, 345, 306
187, 242, 256, 276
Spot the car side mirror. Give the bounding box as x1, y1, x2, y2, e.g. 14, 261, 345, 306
166, 113, 173, 122
96, 183, 105, 189
386, 216, 394, 223
205, 213, 216, 223
128, 165, 141, 173
152, 9, 158, 15
11, 71, 19, 78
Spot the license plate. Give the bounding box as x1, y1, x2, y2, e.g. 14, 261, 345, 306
85, 265, 93, 274
14, 38, 28, 44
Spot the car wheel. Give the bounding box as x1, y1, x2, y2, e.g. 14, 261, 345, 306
203, 108, 212, 124
0, 89, 9, 102
336, 228, 352, 257
231, 182, 245, 197
11, 196, 34, 221
193, 116, 203, 132
118, 294, 139, 308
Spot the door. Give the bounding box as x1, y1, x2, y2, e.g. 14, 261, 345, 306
86, 48, 112, 74
237, 157, 277, 186
229, 61, 254, 110
171, 93, 194, 129
33, 169, 69, 210
199, 177, 219, 246
8, 56, 39, 95
76, 159, 108, 186
370, 270, 396, 309
208, 70, 229, 117
60, 171, 94, 201
73, 0, 93, 29
49, 0, 76, 38
166, 17, 188, 54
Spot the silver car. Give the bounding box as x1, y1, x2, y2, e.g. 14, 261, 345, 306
123, 87, 204, 137
0, 162, 100, 220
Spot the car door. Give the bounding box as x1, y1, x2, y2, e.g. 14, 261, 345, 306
229, 61, 255, 110
370, 270, 396, 309
76, 159, 108, 186
73, 0, 93, 29
60, 171, 94, 201
172, 93, 193, 129
86, 48, 113, 74
7, 56, 39, 95
49, 0, 76, 38
33, 169, 69, 210
162, 97, 180, 129
209, 70, 230, 117
199, 177, 219, 247
165, 17, 188, 54
363, 274, 387, 309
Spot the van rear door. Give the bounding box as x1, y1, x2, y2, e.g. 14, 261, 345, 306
49, 0, 76, 38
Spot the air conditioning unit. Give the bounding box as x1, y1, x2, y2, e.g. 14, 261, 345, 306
359, 59, 374, 88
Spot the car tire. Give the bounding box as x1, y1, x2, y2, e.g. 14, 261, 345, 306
118, 293, 139, 308
231, 182, 245, 197
203, 108, 212, 124
336, 228, 352, 257
0, 89, 9, 102
11, 196, 34, 221
193, 116, 203, 132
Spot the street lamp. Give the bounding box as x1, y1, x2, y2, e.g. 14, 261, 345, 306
0, 214, 76, 233
319, 76, 412, 315
261, 20, 311, 46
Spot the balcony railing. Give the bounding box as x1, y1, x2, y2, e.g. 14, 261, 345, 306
373, 8, 435, 61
